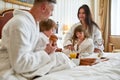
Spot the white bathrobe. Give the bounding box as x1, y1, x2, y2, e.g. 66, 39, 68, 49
0, 10, 75, 80
63, 22, 104, 51
63, 38, 94, 58
74, 38, 94, 57
35, 32, 49, 51
35, 32, 75, 71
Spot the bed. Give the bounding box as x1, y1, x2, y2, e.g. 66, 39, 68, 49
35, 53, 120, 80
0, 9, 120, 80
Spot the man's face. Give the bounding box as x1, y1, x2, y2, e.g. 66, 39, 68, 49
42, 3, 54, 21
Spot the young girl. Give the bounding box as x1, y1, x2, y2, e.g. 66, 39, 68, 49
72, 25, 94, 58
63, 25, 94, 58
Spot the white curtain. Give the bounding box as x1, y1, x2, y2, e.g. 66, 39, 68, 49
111, 0, 120, 35
50, 0, 91, 31
50, 0, 91, 48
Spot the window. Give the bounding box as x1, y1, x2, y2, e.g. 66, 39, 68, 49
111, 0, 120, 35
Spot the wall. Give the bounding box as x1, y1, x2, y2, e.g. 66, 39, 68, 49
0, 0, 101, 48
0, 0, 30, 14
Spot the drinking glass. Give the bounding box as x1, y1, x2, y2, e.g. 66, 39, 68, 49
69, 50, 77, 59
95, 39, 104, 58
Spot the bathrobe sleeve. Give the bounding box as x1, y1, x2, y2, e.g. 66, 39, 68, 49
7, 18, 50, 74
74, 38, 94, 57
92, 25, 104, 51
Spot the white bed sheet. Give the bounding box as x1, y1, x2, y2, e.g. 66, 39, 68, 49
0, 53, 120, 80
34, 53, 120, 80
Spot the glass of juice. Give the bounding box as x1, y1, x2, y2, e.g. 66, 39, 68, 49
69, 50, 77, 59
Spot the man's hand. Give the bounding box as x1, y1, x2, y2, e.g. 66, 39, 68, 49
45, 43, 57, 54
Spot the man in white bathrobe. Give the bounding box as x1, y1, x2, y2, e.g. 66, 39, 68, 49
0, 0, 76, 80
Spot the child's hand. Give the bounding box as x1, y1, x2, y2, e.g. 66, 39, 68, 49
65, 45, 74, 51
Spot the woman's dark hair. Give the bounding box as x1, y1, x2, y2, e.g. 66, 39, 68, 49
77, 4, 100, 36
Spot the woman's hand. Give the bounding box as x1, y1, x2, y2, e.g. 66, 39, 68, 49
65, 45, 74, 51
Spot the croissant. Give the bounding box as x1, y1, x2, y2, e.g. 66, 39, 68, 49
49, 34, 62, 52
49, 34, 58, 42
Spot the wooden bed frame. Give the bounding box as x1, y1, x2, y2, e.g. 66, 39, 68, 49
0, 9, 29, 39
0, 9, 14, 38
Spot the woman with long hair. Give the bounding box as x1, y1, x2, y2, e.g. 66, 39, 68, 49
63, 4, 104, 53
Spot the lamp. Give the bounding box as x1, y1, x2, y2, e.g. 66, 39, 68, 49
62, 24, 69, 34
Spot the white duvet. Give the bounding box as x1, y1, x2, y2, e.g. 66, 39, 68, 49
0, 53, 120, 80
34, 53, 120, 80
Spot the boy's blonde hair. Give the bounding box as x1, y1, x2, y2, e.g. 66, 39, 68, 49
39, 19, 57, 32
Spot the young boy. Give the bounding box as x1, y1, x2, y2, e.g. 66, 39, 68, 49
35, 18, 62, 52
35, 19, 57, 51
35, 19, 76, 72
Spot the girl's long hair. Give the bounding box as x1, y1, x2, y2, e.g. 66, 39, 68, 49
72, 25, 89, 46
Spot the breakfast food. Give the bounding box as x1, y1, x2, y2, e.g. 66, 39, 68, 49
49, 34, 62, 52
49, 34, 58, 42
80, 58, 97, 66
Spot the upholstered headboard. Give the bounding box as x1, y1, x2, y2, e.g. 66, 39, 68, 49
0, 9, 14, 38
0, 9, 29, 39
